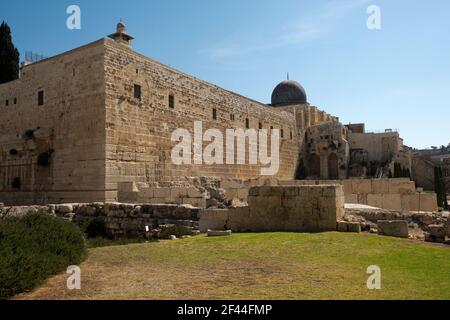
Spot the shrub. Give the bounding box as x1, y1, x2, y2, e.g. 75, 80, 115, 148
84, 217, 108, 239
159, 225, 192, 239
0, 213, 86, 299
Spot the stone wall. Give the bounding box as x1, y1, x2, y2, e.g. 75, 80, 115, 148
347, 131, 402, 164
119, 177, 437, 212
0, 202, 201, 239
103, 40, 301, 201
222, 178, 437, 212
0, 40, 107, 205
303, 122, 349, 180
199, 185, 345, 233
412, 154, 450, 194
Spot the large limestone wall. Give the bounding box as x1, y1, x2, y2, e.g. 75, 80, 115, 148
103, 40, 300, 201
223, 178, 437, 212
199, 185, 345, 232
336, 179, 437, 212
412, 154, 450, 194
0, 202, 201, 239
0, 40, 107, 205
347, 131, 402, 164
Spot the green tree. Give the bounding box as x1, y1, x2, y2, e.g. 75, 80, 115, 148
0, 21, 20, 84
434, 166, 446, 209
295, 158, 307, 180
388, 170, 393, 178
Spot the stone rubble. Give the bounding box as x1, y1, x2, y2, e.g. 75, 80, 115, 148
342, 205, 450, 244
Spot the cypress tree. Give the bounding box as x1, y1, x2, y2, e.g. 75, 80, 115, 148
0, 21, 20, 84
295, 158, 307, 180
434, 166, 446, 209
393, 163, 400, 178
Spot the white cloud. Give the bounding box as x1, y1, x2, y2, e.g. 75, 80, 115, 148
203, 0, 370, 60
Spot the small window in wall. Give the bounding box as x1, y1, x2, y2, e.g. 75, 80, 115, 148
230, 114, 235, 121
169, 95, 175, 109
14, 98, 17, 104
5, 100, 8, 106
281, 129, 284, 138
259, 122, 262, 130
11, 177, 21, 190
213, 108, 217, 120
270, 126, 274, 131
134, 84, 142, 100
245, 118, 250, 129
73, 68, 76, 77
290, 131, 293, 140
136, 69, 139, 75
38, 90, 44, 106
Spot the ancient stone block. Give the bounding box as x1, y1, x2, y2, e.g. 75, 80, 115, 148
428, 224, 446, 238
446, 219, 450, 237
372, 179, 389, 194
207, 230, 232, 237
382, 194, 402, 211
419, 193, 438, 212
345, 194, 358, 204
342, 180, 353, 194
400, 194, 420, 212
352, 179, 372, 194
199, 209, 229, 233
55, 204, 74, 214
337, 221, 348, 232
347, 222, 362, 233
377, 220, 409, 238
388, 180, 415, 194
367, 194, 384, 209
117, 182, 138, 193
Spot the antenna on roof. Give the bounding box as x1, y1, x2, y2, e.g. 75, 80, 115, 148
287, 72, 290, 80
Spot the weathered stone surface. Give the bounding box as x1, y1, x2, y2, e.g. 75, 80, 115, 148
347, 222, 362, 233
447, 219, 450, 237
428, 224, 446, 238
377, 220, 409, 238
199, 209, 229, 233
55, 204, 74, 214
200, 185, 344, 233
337, 221, 348, 232
207, 230, 232, 237
425, 232, 445, 243
337, 221, 361, 233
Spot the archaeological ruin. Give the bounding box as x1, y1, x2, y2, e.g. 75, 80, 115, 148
0, 22, 448, 242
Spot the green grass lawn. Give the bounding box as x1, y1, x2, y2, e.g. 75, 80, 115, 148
16, 232, 450, 300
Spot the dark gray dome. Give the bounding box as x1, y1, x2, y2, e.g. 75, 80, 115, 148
271, 80, 307, 106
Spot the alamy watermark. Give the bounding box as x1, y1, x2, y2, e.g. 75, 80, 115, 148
66, 5, 81, 30
66, 265, 81, 290
367, 5, 381, 30
367, 265, 381, 290
171, 121, 280, 176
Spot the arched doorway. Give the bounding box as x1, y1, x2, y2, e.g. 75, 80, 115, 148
308, 154, 321, 177
328, 153, 339, 179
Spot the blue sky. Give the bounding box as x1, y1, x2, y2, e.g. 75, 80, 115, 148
1, 0, 449, 149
